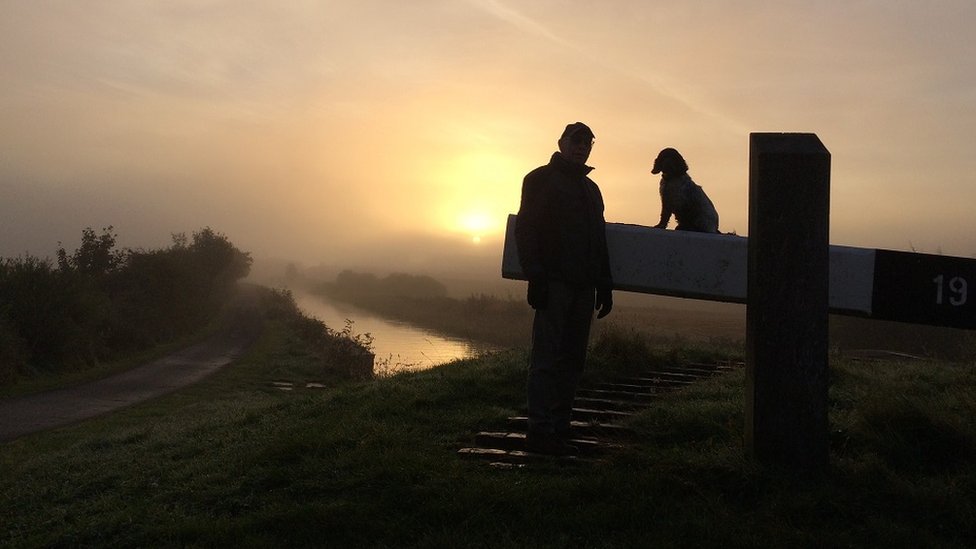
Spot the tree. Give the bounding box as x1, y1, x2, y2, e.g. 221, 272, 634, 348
57, 226, 126, 277
188, 227, 252, 286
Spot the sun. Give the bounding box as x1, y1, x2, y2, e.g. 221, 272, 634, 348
458, 211, 494, 244
433, 150, 521, 242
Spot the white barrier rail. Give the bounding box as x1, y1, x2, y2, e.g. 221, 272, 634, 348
501, 213, 976, 329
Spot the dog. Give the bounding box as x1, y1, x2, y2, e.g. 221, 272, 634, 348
651, 148, 719, 233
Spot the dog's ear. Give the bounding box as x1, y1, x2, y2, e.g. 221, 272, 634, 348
674, 151, 689, 173
651, 154, 663, 174
662, 148, 688, 175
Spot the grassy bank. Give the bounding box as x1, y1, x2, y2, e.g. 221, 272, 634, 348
2, 313, 975, 547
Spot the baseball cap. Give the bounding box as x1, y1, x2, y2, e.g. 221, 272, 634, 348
560, 122, 594, 141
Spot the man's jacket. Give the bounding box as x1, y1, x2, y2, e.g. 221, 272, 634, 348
515, 152, 613, 290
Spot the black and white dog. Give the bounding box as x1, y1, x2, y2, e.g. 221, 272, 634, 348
651, 148, 719, 233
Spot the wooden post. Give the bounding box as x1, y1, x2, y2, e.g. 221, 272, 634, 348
746, 133, 831, 472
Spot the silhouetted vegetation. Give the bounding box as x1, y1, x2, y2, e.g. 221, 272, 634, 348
263, 287, 374, 379
320, 269, 448, 300
0, 227, 252, 385
311, 269, 750, 350
318, 277, 532, 347
829, 314, 976, 360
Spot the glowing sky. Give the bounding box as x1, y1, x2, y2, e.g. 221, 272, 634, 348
2, 1, 975, 273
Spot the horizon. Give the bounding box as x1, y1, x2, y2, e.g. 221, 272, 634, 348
3, 2, 975, 271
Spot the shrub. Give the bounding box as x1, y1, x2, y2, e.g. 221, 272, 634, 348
0, 227, 253, 385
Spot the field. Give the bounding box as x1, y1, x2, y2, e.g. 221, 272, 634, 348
2, 292, 975, 547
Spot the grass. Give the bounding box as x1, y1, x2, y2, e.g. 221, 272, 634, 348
2, 304, 975, 547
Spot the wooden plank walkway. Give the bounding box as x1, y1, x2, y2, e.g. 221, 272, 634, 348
457, 360, 743, 466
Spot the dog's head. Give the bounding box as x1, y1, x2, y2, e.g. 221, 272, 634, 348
651, 148, 689, 177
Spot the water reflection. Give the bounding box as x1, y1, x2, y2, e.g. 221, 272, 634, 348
293, 293, 494, 373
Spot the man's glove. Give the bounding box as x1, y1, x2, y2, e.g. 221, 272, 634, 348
595, 286, 613, 319
527, 280, 548, 310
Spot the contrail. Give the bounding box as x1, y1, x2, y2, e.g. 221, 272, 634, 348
464, 0, 572, 48
464, 0, 748, 134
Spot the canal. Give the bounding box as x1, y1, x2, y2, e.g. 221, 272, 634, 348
293, 292, 496, 374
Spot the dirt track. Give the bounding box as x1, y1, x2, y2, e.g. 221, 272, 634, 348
0, 285, 264, 443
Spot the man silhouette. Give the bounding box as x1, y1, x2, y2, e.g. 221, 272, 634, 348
515, 121, 614, 456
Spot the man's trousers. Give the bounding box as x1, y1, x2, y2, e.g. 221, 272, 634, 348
527, 281, 595, 437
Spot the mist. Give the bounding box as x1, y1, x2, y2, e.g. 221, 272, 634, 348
4, 1, 976, 284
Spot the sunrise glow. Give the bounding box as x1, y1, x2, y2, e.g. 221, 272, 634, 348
2, 2, 975, 264
427, 148, 521, 242
455, 210, 497, 244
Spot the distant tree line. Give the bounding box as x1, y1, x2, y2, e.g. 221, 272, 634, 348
0, 227, 251, 385
312, 268, 530, 347
318, 270, 448, 300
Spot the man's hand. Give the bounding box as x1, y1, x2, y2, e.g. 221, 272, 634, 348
595, 287, 613, 319
527, 280, 548, 310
